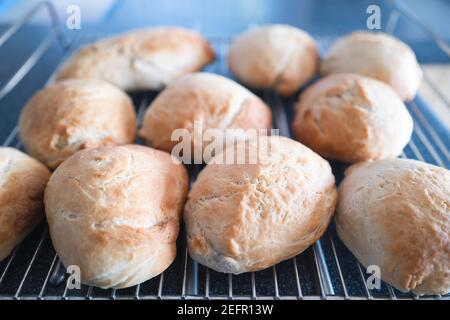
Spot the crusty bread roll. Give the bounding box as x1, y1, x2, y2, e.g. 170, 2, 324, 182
44, 145, 189, 289
321, 31, 422, 101
336, 159, 450, 295
56, 27, 215, 91
228, 24, 319, 96
292, 73, 413, 163
184, 136, 337, 274
0, 147, 50, 261
19, 79, 136, 169
139, 72, 272, 158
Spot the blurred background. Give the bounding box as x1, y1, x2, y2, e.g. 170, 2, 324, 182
0, 0, 449, 139
0, 0, 449, 61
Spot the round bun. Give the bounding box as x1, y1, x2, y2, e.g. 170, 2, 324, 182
228, 24, 319, 96
321, 31, 422, 101
56, 27, 215, 91
184, 136, 337, 274
44, 145, 189, 289
19, 79, 137, 169
139, 72, 272, 157
0, 147, 50, 261
292, 73, 413, 163
336, 159, 450, 295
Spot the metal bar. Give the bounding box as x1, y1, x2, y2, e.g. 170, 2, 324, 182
387, 285, 397, 300
0, 1, 60, 48
272, 266, 280, 299
136, 95, 149, 127
329, 235, 349, 299
384, 9, 401, 35
312, 246, 326, 299
395, 0, 450, 57
157, 273, 164, 299
49, 259, 65, 286
86, 286, 93, 300
61, 279, 70, 300
357, 263, 373, 300
37, 253, 58, 299
0, 31, 56, 102
412, 123, 445, 166
14, 227, 48, 299
422, 73, 450, 109
250, 272, 256, 299
181, 246, 189, 298
292, 257, 303, 299
409, 100, 450, 162
110, 289, 116, 300
134, 284, 140, 300
204, 269, 210, 299
228, 274, 233, 300
408, 140, 425, 162
0, 248, 19, 286
2, 125, 18, 146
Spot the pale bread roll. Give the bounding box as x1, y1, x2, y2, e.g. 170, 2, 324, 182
184, 136, 337, 274
321, 31, 422, 101
56, 27, 215, 91
336, 159, 450, 295
19, 79, 136, 169
0, 147, 50, 261
292, 73, 413, 163
229, 24, 319, 96
139, 72, 272, 158
44, 145, 189, 289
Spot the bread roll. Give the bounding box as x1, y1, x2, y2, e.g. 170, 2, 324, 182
336, 159, 450, 295
56, 27, 215, 91
19, 79, 136, 169
0, 147, 50, 261
292, 74, 413, 163
139, 72, 272, 158
184, 136, 337, 274
321, 31, 422, 101
229, 24, 319, 96
44, 145, 189, 289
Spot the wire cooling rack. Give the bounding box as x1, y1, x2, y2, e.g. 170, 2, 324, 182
0, 1, 449, 300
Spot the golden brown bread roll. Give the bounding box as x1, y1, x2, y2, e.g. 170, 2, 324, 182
336, 159, 450, 295
184, 136, 337, 274
228, 24, 319, 96
56, 27, 215, 91
44, 145, 189, 289
139, 72, 272, 159
0, 147, 50, 261
321, 31, 422, 101
292, 73, 413, 163
19, 79, 136, 169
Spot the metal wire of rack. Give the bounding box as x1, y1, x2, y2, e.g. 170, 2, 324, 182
0, 1, 449, 300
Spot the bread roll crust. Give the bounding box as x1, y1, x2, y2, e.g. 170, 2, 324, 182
56, 27, 215, 91
139, 72, 272, 155
44, 145, 189, 289
229, 24, 319, 96
184, 136, 337, 274
292, 73, 413, 163
336, 159, 450, 295
19, 79, 137, 169
0, 147, 50, 261
321, 31, 422, 101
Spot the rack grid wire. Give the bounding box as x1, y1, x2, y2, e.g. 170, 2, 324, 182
0, 1, 449, 300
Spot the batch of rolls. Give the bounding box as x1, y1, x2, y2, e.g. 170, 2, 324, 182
0, 25, 449, 296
